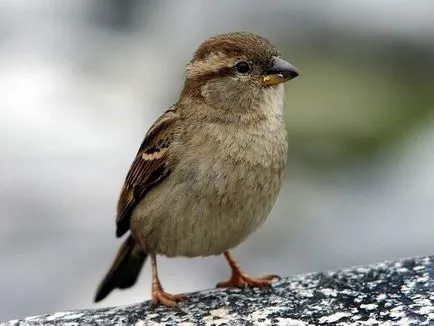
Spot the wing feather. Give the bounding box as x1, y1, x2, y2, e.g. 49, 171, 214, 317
116, 106, 179, 237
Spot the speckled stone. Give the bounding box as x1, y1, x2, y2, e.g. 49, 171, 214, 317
3, 256, 434, 325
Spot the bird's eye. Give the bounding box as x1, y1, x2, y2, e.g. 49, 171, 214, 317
235, 62, 250, 74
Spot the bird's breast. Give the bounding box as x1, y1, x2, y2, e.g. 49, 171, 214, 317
159, 115, 288, 256
133, 103, 288, 257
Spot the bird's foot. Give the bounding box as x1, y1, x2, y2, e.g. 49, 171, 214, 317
217, 272, 279, 288
150, 255, 188, 309
151, 287, 188, 309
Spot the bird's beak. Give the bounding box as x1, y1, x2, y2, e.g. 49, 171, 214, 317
261, 57, 299, 86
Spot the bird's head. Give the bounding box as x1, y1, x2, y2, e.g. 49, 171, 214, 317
181, 32, 299, 114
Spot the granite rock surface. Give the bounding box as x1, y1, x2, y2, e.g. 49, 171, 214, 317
3, 256, 433, 325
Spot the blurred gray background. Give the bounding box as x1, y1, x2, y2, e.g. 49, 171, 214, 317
1, 0, 434, 321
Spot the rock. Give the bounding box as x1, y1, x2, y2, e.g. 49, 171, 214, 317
3, 256, 434, 325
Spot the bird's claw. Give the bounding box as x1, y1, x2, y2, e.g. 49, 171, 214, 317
150, 288, 188, 310
217, 273, 280, 288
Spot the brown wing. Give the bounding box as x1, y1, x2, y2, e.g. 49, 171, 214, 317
116, 106, 180, 237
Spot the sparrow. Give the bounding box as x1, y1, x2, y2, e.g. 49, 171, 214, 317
94, 31, 299, 308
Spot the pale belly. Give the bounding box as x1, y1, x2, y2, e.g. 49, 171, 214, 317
130, 155, 285, 258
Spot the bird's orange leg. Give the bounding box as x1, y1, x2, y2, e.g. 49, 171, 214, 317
150, 255, 188, 308
216, 251, 279, 288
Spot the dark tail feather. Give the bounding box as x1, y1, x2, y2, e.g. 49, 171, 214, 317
94, 235, 147, 302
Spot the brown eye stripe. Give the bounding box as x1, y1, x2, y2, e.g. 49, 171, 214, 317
201, 66, 234, 80
182, 66, 234, 99
186, 53, 235, 78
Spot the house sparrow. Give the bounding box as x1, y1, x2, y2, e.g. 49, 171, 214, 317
95, 31, 299, 308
